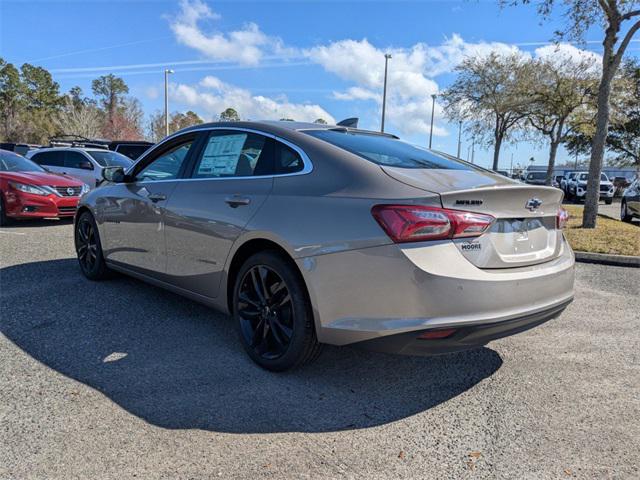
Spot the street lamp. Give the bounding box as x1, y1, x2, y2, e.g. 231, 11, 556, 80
428, 93, 437, 149
164, 69, 174, 137
456, 120, 462, 158
381, 54, 392, 133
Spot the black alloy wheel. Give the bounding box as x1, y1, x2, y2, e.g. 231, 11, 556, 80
75, 211, 109, 280
233, 251, 321, 371
238, 265, 294, 359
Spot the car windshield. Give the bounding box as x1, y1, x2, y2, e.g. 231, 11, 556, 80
87, 150, 133, 167
304, 130, 471, 170
0, 151, 45, 172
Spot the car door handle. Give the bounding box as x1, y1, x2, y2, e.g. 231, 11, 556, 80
224, 195, 251, 208
148, 193, 167, 203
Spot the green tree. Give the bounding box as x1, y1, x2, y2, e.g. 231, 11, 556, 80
504, 1, 640, 227
0, 58, 23, 141
19, 63, 61, 143
313, 118, 328, 124
441, 52, 530, 170
219, 107, 240, 122
148, 110, 204, 142
91, 74, 129, 130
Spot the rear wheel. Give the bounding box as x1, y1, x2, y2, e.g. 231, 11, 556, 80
233, 251, 321, 371
621, 200, 633, 223
605, 197, 613, 205
75, 211, 110, 280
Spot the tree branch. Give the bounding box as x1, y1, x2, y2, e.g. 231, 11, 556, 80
614, 19, 640, 66
621, 10, 640, 21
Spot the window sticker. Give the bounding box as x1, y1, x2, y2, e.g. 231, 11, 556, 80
198, 134, 247, 176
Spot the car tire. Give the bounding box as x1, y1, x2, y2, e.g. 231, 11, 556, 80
0, 194, 12, 227
233, 250, 322, 371
621, 200, 633, 223
605, 197, 613, 205
75, 211, 110, 280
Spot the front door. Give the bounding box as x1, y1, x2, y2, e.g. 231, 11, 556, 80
164, 130, 274, 298
98, 136, 197, 275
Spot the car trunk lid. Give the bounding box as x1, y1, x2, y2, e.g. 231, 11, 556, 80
382, 166, 565, 269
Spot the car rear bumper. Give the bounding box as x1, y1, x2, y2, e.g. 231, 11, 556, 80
352, 298, 571, 355
297, 236, 575, 347
4, 191, 79, 219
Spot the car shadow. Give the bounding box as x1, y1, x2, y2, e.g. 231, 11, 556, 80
0, 258, 503, 434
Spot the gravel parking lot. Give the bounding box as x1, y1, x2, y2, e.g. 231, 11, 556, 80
1, 220, 638, 479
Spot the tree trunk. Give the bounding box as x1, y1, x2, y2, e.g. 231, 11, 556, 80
546, 139, 559, 186
492, 134, 502, 171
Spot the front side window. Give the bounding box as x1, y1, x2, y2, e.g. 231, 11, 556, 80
65, 151, 92, 169
136, 141, 193, 182
305, 130, 471, 170
192, 131, 271, 178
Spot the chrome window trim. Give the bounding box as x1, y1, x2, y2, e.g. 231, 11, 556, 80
127, 126, 313, 182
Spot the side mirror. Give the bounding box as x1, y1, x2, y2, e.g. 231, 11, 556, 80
102, 166, 126, 183
79, 160, 94, 170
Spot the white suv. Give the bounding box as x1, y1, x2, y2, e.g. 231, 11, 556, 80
569, 172, 615, 204
27, 148, 133, 188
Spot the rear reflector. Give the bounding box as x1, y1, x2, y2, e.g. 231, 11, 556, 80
418, 328, 457, 340
371, 204, 494, 243
557, 207, 569, 229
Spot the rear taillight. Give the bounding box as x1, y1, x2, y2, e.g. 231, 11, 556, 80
371, 204, 494, 243
557, 207, 569, 229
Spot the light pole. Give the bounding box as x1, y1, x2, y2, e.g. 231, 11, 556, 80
164, 69, 174, 137
381, 54, 392, 132
456, 120, 462, 158
428, 94, 437, 149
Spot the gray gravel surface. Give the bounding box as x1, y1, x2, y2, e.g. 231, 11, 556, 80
1, 219, 639, 479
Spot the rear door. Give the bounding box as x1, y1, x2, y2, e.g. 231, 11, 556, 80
164, 129, 275, 298
63, 151, 95, 186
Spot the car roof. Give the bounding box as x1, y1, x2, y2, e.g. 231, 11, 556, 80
174, 120, 398, 139
30, 147, 108, 153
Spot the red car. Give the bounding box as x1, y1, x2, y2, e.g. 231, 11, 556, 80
0, 150, 88, 225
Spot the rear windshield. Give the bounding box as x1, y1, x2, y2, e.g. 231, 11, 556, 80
87, 150, 133, 167
304, 130, 471, 170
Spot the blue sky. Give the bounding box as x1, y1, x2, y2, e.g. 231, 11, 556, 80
1, 0, 639, 170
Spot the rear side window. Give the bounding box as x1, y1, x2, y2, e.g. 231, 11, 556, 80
192, 131, 272, 178
31, 151, 64, 167
274, 141, 304, 174
305, 130, 470, 170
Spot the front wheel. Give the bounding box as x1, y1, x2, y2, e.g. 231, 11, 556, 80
75, 211, 110, 280
621, 200, 633, 222
233, 251, 321, 371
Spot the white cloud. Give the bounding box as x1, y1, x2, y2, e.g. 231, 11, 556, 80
534, 43, 601, 72
172, 76, 335, 123
169, 0, 295, 65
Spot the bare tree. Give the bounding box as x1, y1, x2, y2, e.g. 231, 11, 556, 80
525, 54, 598, 185
504, 0, 640, 227
441, 53, 530, 171
55, 95, 102, 139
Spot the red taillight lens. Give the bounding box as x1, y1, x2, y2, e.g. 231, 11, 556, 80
371, 205, 494, 243
557, 207, 569, 229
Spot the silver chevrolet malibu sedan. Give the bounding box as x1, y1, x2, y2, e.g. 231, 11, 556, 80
75, 121, 575, 371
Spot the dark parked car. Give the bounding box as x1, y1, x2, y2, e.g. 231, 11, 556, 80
107, 141, 153, 160
621, 178, 640, 222
524, 171, 547, 185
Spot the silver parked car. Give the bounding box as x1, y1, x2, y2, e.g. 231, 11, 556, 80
27, 147, 133, 188
74, 121, 575, 371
